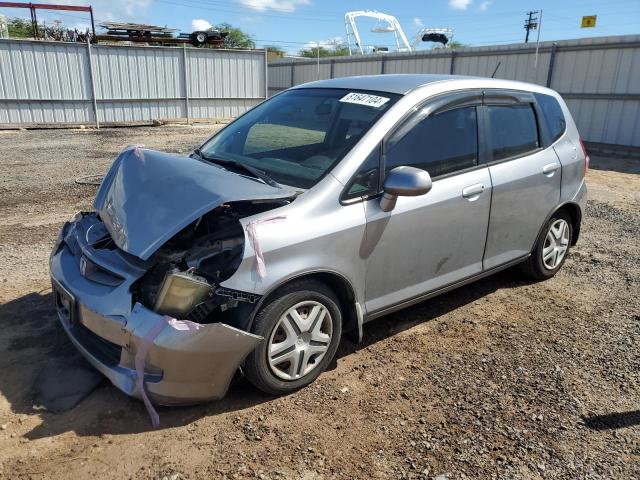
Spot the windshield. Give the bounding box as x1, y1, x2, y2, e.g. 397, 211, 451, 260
199, 88, 400, 189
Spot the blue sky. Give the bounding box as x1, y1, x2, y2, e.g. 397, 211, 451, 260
2, 0, 639, 53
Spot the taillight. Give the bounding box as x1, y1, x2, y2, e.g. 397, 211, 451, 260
579, 138, 589, 176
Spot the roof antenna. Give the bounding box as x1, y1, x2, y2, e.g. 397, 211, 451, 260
491, 61, 501, 78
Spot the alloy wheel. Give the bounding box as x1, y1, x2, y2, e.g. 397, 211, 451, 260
542, 218, 570, 270
267, 301, 333, 381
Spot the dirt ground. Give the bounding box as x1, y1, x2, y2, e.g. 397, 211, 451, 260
0, 126, 638, 480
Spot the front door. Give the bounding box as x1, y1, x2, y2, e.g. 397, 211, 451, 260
361, 101, 492, 314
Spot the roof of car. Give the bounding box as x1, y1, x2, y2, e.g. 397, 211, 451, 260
293, 74, 482, 95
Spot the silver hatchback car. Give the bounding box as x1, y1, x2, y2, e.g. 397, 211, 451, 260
50, 74, 588, 407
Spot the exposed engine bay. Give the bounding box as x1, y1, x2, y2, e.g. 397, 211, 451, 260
130, 199, 290, 328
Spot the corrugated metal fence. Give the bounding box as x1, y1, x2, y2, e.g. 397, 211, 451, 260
269, 35, 640, 149
0, 38, 267, 126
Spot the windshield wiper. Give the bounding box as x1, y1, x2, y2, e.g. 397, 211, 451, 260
192, 149, 279, 188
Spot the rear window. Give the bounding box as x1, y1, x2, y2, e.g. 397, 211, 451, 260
534, 93, 567, 144
486, 104, 539, 161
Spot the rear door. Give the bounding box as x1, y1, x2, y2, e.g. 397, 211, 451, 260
482, 91, 561, 269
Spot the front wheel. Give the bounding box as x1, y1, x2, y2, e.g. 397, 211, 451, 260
244, 280, 342, 395
522, 211, 573, 280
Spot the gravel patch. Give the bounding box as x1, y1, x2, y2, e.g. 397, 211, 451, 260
0, 127, 638, 479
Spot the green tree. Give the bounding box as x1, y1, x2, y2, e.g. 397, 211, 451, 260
7, 17, 35, 39
265, 44, 285, 57
447, 41, 467, 49
299, 40, 350, 58
214, 22, 255, 49
299, 45, 331, 58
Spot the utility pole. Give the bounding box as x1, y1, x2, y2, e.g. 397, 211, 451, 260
524, 10, 539, 43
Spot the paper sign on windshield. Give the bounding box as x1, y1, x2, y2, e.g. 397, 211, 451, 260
340, 92, 390, 108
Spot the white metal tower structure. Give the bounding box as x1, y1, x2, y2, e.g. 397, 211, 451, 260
344, 11, 412, 55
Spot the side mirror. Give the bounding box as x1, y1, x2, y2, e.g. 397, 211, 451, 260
380, 166, 432, 212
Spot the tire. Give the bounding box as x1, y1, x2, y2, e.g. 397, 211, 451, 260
191, 31, 207, 47
244, 280, 342, 395
522, 210, 573, 280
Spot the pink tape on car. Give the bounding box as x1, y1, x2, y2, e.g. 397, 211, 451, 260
134, 315, 167, 427
167, 318, 203, 332
246, 216, 286, 279
134, 315, 202, 426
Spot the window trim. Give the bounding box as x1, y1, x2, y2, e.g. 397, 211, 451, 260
340, 142, 383, 204
533, 92, 568, 148
481, 97, 543, 166
340, 90, 487, 205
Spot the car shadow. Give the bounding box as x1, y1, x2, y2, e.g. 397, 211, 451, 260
582, 411, 640, 431
588, 155, 640, 175
334, 266, 532, 359
0, 267, 532, 439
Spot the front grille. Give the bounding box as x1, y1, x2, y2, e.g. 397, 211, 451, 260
72, 322, 122, 367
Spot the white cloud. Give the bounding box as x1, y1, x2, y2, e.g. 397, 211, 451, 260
449, 0, 472, 10
235, 0, 310, 13
191, 19, 212, 31
413, 17, 424, 28
478, 0, 492, 12
302, 36, 343, 50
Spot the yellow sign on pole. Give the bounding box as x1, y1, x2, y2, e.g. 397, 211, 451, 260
581, 15, 597, 28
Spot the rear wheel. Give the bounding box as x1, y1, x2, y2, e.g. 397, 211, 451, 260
244, 280, 342, 395
522, 211, 572, 280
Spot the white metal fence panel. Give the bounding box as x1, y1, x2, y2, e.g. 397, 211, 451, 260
186, 48, 265, 99
93, 45, 184, 100
269, 64, 291, 90
333, 60, 381, 77
188, 98, 263, 120
0, 39, 267, 126
269, 35, 640, 148
294, 62, 331, 84
0, 40, 92, 123
550, 43, 640, 94
0, 100, 90, 124
454, 50, 550, 85
385, 55, 449, 74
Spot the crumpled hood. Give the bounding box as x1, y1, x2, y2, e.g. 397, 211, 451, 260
94, 147, 294, 260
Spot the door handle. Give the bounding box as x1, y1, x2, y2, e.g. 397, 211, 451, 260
542, 162, 561, 175
462, 183, 485, 199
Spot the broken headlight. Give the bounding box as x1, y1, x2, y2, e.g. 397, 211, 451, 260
153, 271, 212, 318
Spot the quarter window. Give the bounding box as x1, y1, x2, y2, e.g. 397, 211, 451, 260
486, 104, 539, 161
534, 93, 566, 144
385, 106, 478, 178
342, 145, 381, 201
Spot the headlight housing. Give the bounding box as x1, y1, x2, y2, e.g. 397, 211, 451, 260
153, 272, 212, 318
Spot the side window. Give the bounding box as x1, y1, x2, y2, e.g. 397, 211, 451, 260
385, 106, 478, 178
486, 104, 539, 161
342, 145, 381, 201
534, 93, 567, 144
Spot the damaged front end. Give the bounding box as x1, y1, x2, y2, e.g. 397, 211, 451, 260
132, 201, 273, 330
50, 148, 295, 404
